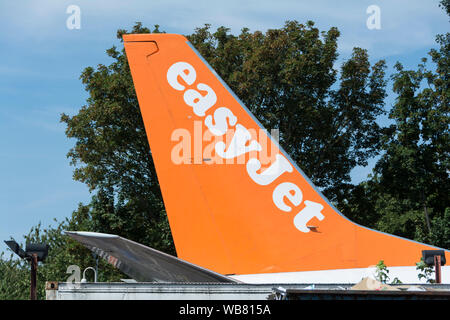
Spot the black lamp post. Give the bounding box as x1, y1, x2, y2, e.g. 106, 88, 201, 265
4, 240, 49, 300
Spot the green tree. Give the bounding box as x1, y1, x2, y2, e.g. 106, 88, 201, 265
343, 0, 449, 247
0, 205, 125, 300
0, 253, 29, 300
61, 23, 175, 255
374, 8, 449, 245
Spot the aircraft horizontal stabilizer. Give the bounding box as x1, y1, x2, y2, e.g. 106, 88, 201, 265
65, 231, 237, 283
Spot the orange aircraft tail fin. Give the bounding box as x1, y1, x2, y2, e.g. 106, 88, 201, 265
123, 34, 449, 276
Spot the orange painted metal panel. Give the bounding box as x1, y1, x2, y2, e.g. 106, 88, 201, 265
123, 34, 449, 275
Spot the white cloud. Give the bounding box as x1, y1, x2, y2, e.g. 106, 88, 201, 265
1, 0, 447, 59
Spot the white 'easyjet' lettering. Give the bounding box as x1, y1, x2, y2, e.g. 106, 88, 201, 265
167, 61, 325, 232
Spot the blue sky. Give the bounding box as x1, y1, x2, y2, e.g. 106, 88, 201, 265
0, 0, 448, 255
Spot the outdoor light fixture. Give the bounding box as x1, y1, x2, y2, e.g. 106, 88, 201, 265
4, 240, 27, 259
81, 266, 98, 283
422, 250, 446, 284
4, 240, 49, 300
25, 243, 49, 262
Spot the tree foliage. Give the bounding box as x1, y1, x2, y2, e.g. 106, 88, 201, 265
0, 207, 124, 300
60, 23, 175, 255
341, 0, 450, 248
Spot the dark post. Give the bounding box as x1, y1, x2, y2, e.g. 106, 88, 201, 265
30, 253, 38, 300
434, 255, 442, 284
3, 241, 48, 300
422, 250, 446, 284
